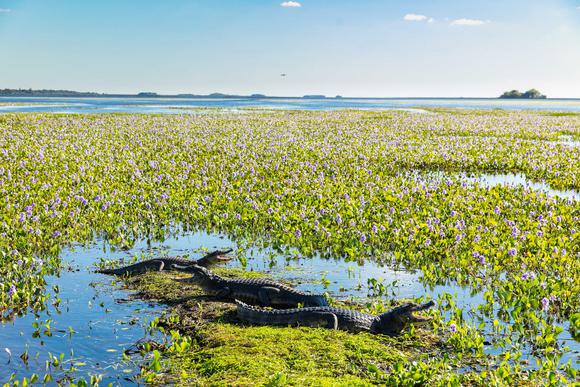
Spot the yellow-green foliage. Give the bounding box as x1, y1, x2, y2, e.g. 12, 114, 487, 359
1, 110, 579, 384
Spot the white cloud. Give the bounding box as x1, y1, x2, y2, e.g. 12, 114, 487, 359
450, 18, 488, 26
281, 1, 301, 7
403, 13, 429, 22
0, 8, 11, 13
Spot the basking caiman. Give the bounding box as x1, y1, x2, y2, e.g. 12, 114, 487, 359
236, 300, 435, 335
176, 265, 328, 308
97, 249, 233, 276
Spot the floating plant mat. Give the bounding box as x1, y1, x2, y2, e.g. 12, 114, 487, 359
0, 110, 579, 384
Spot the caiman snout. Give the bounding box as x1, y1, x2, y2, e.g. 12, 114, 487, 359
374, 300, 435, 335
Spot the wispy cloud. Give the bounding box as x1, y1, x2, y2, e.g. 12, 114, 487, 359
450, 18, 488, 26
0, 8, 11, 13
281, 1, 302, 7
403, 13, 433, 22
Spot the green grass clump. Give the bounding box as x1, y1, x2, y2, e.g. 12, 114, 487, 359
121, 270, 467, 386
167, 324, 410, 386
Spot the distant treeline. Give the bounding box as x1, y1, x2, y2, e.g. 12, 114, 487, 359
0, 89, 335, 99
0, 88, 105, 97
0, 89, 269, 98
499, 89, 546, 99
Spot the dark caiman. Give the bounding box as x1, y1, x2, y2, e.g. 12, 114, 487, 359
236, 299, 435, 335
97, 249, 233, 276
176, 265, 328, 308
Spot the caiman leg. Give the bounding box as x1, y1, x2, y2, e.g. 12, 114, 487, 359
213, 287, 231, 299
257, 286, 281, 306
155, 260, 165, 272
134, 260, 164, 274
301, 311, 338, 329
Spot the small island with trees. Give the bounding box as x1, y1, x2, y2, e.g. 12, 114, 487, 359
499, 89, 546, 99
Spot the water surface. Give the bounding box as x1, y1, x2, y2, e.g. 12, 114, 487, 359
1, 97, 580, 114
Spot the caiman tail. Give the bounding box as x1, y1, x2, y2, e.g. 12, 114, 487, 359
235, 300, 337, 328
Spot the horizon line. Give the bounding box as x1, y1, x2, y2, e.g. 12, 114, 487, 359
1, 88, 578, 101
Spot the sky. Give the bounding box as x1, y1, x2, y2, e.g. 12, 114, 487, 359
0, 0, 579, 98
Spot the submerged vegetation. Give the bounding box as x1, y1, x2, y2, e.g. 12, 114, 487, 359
0, 109, 579, 384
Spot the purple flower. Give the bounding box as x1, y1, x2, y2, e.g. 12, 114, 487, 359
52, 231, 61, 238
295, 229, 302, 238
521, 271, 536, 280
360, 233, 366, 243
541, 297, 550, 312
336, 214, 342, 224
235, 213, 241, 220
449, 323, 457, 333
424, 238, 431, 246
8, 284, 16, 299
507, 248, 517, 257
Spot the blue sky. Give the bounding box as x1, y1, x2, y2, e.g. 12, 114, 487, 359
0, 0, 579, 97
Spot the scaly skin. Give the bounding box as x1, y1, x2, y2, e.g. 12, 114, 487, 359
236, 300, 435, 335
97, 249, 232, 276
178, 265, 328, 308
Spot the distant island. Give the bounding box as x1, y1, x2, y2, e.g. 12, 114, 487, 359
499, 89, 546, 99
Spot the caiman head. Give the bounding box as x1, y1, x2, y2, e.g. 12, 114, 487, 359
173, 264, 224, 294
371, 300, 435, 336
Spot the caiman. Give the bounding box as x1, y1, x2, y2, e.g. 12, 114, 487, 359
176, 265, 328, 308
235, 299, 435, 335
97, 249, 233, 276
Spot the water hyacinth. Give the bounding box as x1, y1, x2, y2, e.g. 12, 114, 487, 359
0, 109, 578, 383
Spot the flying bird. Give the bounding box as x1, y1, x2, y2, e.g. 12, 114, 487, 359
280, 73, 287, 77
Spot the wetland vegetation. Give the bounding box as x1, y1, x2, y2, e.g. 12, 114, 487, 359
0, 109, 579, 385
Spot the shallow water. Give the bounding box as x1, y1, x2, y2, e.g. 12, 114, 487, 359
465, 173, 580, 200
1, 97, 580, 114
3, 225, 577, 383
554, 135, 580, 149
0, 249, 164, 384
